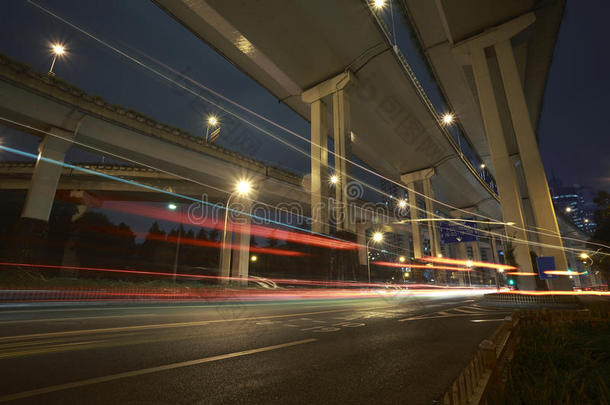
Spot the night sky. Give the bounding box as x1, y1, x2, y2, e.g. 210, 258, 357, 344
538, 0, 610, 193
0, 0, 608, 198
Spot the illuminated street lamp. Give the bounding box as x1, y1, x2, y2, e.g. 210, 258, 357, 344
398, 199, 407, 209
250, 255, 258, 262
330, 174, 339, 185
398, 256, 406, 263
373, 0, 386, 9
48, 43, 66, 76
480, 163, 486, 169
205, 115, 220, 142
366, 231, 383, 285
441, 113, 454, 125
565, 207, 572, 213
220, 180, 253, 277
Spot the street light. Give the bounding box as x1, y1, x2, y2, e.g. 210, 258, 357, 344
373, 0, 386, 9
205, 115, 220, 142
565, 207, 572, 213
480, 163, 486, 169
48, 43, 66, 76
442, 113, 454, 125
330, 174, 339, 185
220, 180, 253, 278
399, 256, 406, 263
366, 231, 383, 285
250, 255, 258, 262
398, 199, 407, 209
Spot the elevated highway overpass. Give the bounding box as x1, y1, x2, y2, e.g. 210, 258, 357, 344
152, 0, 571, 289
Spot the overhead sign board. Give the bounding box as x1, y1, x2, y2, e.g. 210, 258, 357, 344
439, 219, 478, 244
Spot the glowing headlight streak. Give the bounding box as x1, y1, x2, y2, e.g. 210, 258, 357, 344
420, 256, 518, 271
543, 270, 587, 276
374, 262, 472, 271
505, 272, 538, 276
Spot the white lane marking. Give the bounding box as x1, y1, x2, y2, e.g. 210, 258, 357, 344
452, 307, 485, 314
398, 312, 510, 322
0, 338, 317, 403
470, 319, 505, 323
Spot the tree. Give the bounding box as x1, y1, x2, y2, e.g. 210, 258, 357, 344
590, 191, 610, 284
72, 212, 136, 273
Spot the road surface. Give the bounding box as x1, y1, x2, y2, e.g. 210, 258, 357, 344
0, 294, 510, 404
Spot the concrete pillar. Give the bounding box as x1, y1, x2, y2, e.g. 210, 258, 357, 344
309, 99, 329, 234
456, 243, 468, 286
231, 205, 252, 284
302, 71, 353, 234
220, 198, 252, 283
494, 39, 570, 290
22, 130, 73, 221
332, 88, 353, 232
490, 233, 499, 263
469, 47, 535, 291
14, 129, 74, 263
407, 182, 422, 259
423, 176, 441, 257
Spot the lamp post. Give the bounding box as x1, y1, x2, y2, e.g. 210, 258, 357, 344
366, 232, 383, 285
220, 180, 252, 279
205, 116, 219, 142
48, 43, 65, 76
168, 203, 183, 282
496, 268, 504, 291
466, 260, 473, 287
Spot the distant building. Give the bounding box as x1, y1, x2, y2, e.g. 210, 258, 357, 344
549, 180, 596, 234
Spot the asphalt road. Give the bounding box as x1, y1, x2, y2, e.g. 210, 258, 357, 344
0, 294, 511, 404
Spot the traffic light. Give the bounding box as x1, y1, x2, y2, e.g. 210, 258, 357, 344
508, 279, 515, 286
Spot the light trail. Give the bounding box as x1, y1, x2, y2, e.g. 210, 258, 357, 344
505, 272, 537, 276
373, 262, 472, 271
543, 270, 587, 276
0, 262, 499, 293
419, 256, 518, 271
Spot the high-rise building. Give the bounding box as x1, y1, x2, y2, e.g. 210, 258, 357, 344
549, 180, 596, 234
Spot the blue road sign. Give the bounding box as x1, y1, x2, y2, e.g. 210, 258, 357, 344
536, 256, 558, 279
439, 220, 478, 244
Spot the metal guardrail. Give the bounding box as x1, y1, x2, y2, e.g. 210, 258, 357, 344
483, 292, 580, 307
365, 4, 499, 200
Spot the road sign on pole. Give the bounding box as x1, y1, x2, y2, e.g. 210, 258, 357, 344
536, 256, 558, 279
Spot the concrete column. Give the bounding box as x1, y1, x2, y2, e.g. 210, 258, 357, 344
490, 233, 499, 263
219, 218, 233, 281
423, 176, 441, 257
310, 99, 329, 234
494, 39, 570, 290
220, 198, 252, 283
22, 130, 73, 221
456, 243, 468, 286
408, 182, 422, 259
332, 88, 353, 232
302, 71, 353, 234
470, 47, 535, 291
231, 203, 252, 285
